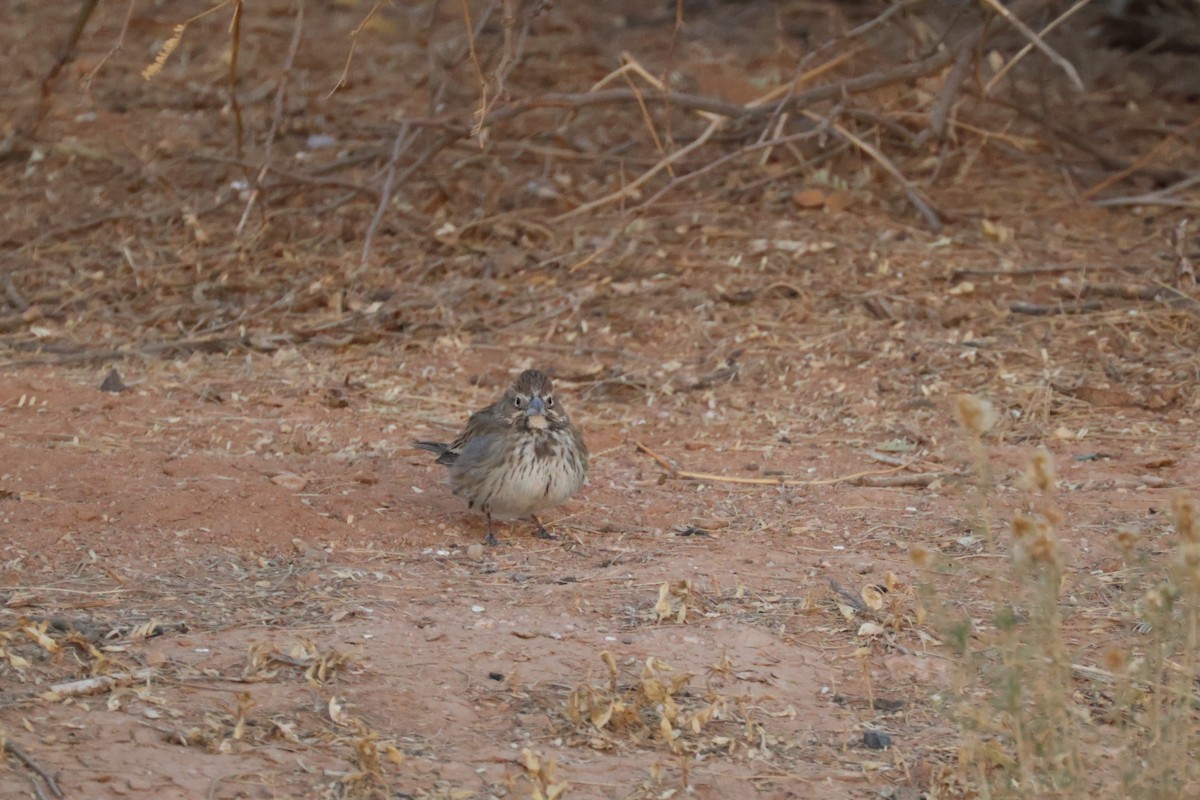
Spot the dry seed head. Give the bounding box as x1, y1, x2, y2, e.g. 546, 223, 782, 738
1116, 527, 1139, 555
1026, 528, 1059, 568
1011, 514, 1036, 542
1025, 447, 1057, 494
1144, 584, 1172, 613
1012, 515, 1059, 568
1101, 646, 1127, 673
884, 570, 900, 592
910, 543, 932, 568
143, 24, 186, 81
1178, 542, 1200, 584
1173, 495, 1198, 544
954, 394, 997, 437
601, 650, 618, 678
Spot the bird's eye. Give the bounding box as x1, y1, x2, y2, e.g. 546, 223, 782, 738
545, 395, 554, 407
512, 397, 524, 409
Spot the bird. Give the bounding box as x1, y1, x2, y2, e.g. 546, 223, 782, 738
413, 369, 588, 545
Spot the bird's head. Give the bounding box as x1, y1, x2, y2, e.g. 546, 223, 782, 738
500, 369, 564, 431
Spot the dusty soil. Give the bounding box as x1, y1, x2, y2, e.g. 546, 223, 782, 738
2, 1, 1199, 798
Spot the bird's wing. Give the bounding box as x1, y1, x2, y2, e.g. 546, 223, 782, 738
449, 404, 509, 453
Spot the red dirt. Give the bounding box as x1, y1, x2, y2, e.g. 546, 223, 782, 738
2, 1, 1199, 798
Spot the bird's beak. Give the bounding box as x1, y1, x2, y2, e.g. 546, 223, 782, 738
525, 396, 548, 428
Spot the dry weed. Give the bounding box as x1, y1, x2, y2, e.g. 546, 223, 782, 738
565, 651, 751, 759
926, 434, 1200, 798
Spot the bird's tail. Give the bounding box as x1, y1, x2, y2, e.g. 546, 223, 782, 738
412, 440, 457, 466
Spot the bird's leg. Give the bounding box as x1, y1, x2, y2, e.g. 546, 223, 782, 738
531, 515, 555, 540
484, 512, 498, 547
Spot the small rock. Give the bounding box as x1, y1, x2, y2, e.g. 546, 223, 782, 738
863, 730, 892, 750
99, 369, 128, 393
270, 472, 308, 492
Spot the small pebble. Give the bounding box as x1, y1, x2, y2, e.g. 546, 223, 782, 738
863, 730, 892, 750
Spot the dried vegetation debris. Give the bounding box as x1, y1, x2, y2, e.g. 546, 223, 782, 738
2, 0, 1198, 381
0, 561, 410, 797
563, 651, 751, 755
1, 0, 1199, 797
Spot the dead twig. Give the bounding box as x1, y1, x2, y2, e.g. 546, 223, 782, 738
486, 0, 537, 130
983, 0, 1093, 95
228, 0, 245, 157
553, 114, 725, 222
27, 617, 189, 642
0, 334, 258, 369
976, 0, 1083, 91
359, 122, 417, 269
729, 145, 850, 198
477, 21, 974, 140
951, 264, 1149, 280
4, 741, 63, 799
389, 131, 463, 208
1082, 112, 1200, 201
857, 473, 954, 488
802, 110, 944, 230
30, 778, 51, 800
634, 441, 921, 488
1090, 173, 1200, 209
190, 154, 382, 201
31, 0, 101, 137
749, 47, 862, 115
630, 124, 830, 214
330, 0, 388, 96
1173, 219, 1196, 287
0, 314, 29, 334
19, 192, 237, 251
354, 4, 989, 228
1010, 300, 1103, 315
41, 668, 157, 700
484, 44, 959, 134
1, 272, 29, 311
997, 100, 1185, 187
827, 578, 869, 613
610, 54, 674, 178
461, 0, 490, 139
236, 0, 305, 236
792, 0, 926, 79
1079, 282, 1200, 316
82, 0, 136, 94
920, 45, 973, 145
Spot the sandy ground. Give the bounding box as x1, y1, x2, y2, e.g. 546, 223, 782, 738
2, 0, 1199, 798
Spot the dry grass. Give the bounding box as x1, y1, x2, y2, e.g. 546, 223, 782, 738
2, 0, 1200, 797
919, 404, 1200, 798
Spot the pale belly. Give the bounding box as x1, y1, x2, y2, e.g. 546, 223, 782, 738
452, 432, 586, 520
